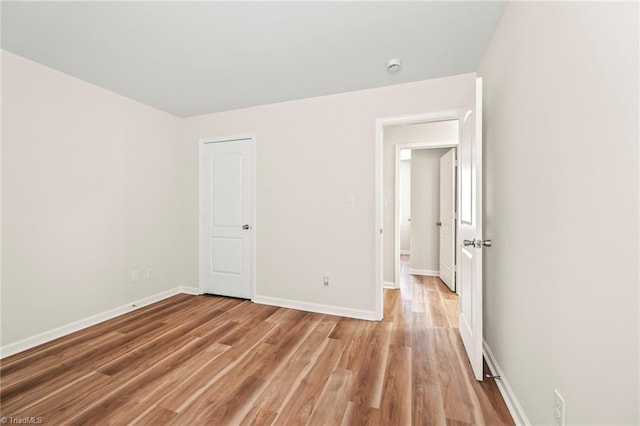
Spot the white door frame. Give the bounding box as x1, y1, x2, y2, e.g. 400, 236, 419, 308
199, 134, 257, 300
375, 112, 462, 319
393, 141, 457, 289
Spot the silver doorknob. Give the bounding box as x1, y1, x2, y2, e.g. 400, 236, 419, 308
242, 224, 250, 230
436, 222, 442, 226
463, 239, 492, 248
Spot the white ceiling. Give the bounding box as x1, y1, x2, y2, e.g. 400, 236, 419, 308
1, 1, 506, 118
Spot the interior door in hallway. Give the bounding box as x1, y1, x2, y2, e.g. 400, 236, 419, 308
200, 137, 254, 299
439, 148, 456, 292
458, 78, 484, 381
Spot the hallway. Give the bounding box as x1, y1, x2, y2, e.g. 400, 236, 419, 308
381, 254, 513, 424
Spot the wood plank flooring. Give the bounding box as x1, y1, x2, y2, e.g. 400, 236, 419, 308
0, 257, 513, 425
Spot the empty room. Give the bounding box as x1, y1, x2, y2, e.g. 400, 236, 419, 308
1, 1, 638, 425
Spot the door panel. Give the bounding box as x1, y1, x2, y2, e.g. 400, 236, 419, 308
211, 153, 243, 227
211, 237, 243, 275
201, 138, 253, 299
439, 148, 456, 291
458, 78, 484, 381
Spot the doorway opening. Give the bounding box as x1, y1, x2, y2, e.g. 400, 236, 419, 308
394, 142, 458, 295
374, 112, 461, 320
380, 119, 459, 295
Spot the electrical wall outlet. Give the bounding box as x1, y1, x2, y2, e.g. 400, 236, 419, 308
554, 389, 565, 425
146, 268, 154, 280
346, 195, 354, 208
131, 270, 139, 283
323, 276, 330, 286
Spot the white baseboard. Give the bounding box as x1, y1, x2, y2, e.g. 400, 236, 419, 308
179, 285, 201, 295
409, 268, 439, 276
253, 295, 377, 321
1, 286, 198, 359
483, 340, 531, 425
400, 250, 411, 255
383, 281, 397, 289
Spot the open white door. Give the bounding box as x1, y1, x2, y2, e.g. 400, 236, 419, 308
200, 137, 254, 299
439, 148, 456, 292
458, 78, 484, 381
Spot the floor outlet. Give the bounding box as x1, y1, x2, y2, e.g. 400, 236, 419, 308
554, 389, 565, 425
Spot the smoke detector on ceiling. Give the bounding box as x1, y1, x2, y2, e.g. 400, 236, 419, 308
386, 58, 402, 73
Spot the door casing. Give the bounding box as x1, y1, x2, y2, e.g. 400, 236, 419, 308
199, 134, 257, 299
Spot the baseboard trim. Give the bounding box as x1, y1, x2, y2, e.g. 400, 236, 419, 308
178, 286, 201, 295
409, 268, 439, 276
253, 295, 377, 321
383, 281, 397, 289
1, 286, 198, 359
483, 340, 531, 425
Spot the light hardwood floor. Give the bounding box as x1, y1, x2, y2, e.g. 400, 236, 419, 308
1, 257, 513, 425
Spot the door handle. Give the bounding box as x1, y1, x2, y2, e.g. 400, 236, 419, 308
463, 239, 492, 248
436, 222, 442, 226
242, 224, 250, 230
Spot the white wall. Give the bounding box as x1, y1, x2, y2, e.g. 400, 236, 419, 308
479, 2, 639, 424
183, 75, 475, 315
1, 51, 186, 346
382, 120, 458, 283
399, 159, 411, 253
409, 148, 449, 274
